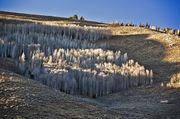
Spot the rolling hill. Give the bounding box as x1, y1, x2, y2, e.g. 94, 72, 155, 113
0, 11, 180, 119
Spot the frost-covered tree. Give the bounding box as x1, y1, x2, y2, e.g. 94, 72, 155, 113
18, 52, 26, 75
0, 21, 154, 97
36, 48, 154, 97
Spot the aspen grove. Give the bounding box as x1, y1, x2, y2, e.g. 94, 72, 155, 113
0, 22, 153, 97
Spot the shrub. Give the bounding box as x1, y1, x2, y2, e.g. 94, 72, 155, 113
69, 14, 78, 20
80, 16, 85, 21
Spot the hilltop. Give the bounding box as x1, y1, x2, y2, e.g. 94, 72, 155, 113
0, 11, 107, 27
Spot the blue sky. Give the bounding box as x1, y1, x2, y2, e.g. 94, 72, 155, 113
0, 0, 179, 29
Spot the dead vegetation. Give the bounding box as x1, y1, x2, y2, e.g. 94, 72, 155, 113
167, 73, 180, 88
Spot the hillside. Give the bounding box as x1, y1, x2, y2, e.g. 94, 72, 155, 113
97, 26, 180, 83
0, 68, 180, 119
0, 11, 180, 119
0, 69, 118, 119
0, 11, 107, 27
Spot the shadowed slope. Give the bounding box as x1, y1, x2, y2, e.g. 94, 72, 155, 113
0, 69, 120, 119
97, 26, 180, 83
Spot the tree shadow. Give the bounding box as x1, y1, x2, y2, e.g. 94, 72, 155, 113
98, 34, 180, 83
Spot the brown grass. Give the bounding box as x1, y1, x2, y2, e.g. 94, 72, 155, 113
97, 26, 180, 84
0, 11, 108, 27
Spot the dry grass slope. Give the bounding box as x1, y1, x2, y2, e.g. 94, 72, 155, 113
0, 69, 119, 119
0, 11, 180, 119
97, 26, 180, 84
